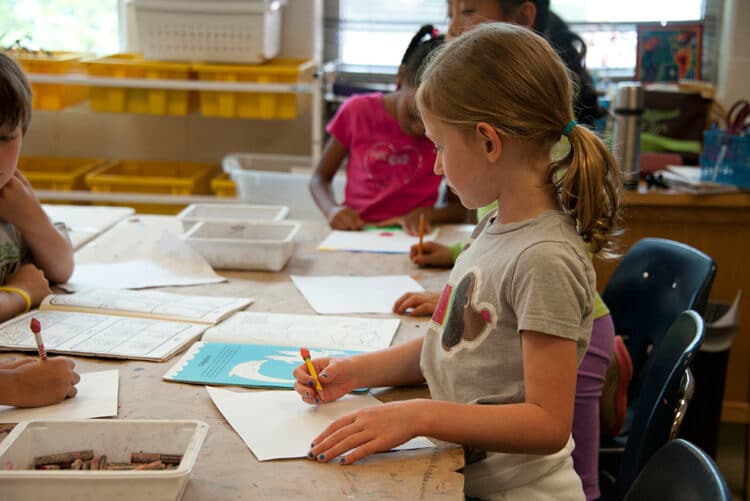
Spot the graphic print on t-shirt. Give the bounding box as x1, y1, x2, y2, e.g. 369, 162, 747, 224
431, 268, 496, 352
362, 142, 425, 191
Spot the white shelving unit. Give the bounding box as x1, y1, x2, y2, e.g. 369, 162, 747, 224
21, 0, 323, 207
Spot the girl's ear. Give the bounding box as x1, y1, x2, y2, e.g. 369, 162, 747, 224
514, 1, 537, 29
395, 65, 405, 91
475, 122, 502, 162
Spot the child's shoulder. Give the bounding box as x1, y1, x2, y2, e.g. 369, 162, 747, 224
340, 92, 385, 113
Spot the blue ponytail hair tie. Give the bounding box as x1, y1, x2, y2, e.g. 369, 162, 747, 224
562, 120, 577, 137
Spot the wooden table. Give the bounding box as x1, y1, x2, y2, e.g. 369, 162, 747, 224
592, 187, 750, 500
0, 222, 467, 500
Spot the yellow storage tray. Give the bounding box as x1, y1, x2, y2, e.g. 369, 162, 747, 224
210, 173, 237, 197
85, 160, 218, 214
84, 54, 194, 116
192, 59, 314, 120
5, 51, 88, 110
18, 156, 108, 191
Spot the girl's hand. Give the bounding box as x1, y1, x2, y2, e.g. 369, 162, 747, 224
308, 399, 427, 464
328, 207, 365, 231
0, 171, 45, 230
398, 209, 431, 236
393, 291, 440, 317
4, 263, 52, 308
409, 241, 454, 268
293, 356, 360, 404
3, 357, 80, 408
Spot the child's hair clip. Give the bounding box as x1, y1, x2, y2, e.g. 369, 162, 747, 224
431, 28, 440, 39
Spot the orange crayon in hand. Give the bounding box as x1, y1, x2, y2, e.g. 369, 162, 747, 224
30, 317, 47, 360
417, 212, 426, 258
300, 347, 323, 392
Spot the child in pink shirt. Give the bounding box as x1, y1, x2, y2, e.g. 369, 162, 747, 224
310, 25, 466, 234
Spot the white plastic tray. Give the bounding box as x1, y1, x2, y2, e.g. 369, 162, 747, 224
182, 220, 300, 271
0, 419, 209, 501
176, 203, 289, 231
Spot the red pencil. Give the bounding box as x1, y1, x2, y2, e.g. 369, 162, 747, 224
30, 317, 48, 360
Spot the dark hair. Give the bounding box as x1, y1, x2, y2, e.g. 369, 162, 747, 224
0, 53, 32, 134
400, 24, 444, 89
499, 0, 603, 126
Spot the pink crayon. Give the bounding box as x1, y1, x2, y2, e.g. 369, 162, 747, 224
30, 317, 48, 360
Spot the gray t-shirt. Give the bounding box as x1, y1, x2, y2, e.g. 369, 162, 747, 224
420, 210, 594, 499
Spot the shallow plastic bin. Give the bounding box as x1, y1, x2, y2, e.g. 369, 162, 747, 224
193, 59, 314, 119
85, 160, 218, 214
18, 156, 108, 191
132, 0, 286, 64
84, 54, 194, 115
0, 419, 208, 501
182, 220, 299, 271
6, 51, 88, 110
177, 203, 289, 231
222, 152, 311, 173
211, 173, 237, 197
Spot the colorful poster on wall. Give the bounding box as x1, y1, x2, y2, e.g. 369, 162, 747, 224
636, 23, 703, 82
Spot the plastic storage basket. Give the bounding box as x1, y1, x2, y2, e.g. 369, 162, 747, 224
18, 156, 108, 191
193, 59, 314, 119
700, 128, 750, 189
6, 51, 88, 110
85, 54, 194, 115
132, 0, 286, 64
85, 160, 218, 214
0, 419, 208, 501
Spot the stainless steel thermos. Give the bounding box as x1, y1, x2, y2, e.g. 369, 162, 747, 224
612, 82, 644, 190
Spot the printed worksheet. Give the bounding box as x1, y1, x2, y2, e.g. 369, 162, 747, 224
202, 311, 400, 351
0, 310, 205, 361
207, 387, 434, 461
43, 204, 135, 250
0, 370, 119, 423
291, 275, 424, 314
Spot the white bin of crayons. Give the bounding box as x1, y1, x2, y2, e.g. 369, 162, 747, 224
0, 419, 208, 501
176, 203, 289, 232
181, 220, 300, 271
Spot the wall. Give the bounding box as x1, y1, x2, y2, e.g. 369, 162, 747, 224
717, 0, 750, 106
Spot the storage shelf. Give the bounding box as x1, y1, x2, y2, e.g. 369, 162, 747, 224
27, 69, 317, 94
36, 189, 238, 205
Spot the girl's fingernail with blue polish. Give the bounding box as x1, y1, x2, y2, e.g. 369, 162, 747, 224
318, 454, 325, 461
308, 380, 314, 386
305, 391, 310, 397
339, 457, 346, 464
307, 451, 314, 459
321, 372, 328, 379
314, 397, 320, 404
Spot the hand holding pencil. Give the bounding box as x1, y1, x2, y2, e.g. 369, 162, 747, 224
292, 354, 360, 406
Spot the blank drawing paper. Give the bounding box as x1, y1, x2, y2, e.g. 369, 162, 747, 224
318, 228, 438, 254
291, 275, 424, 314
207, 387, 434, 461
0, 370, 119, 423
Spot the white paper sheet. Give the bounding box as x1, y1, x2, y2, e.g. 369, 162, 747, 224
207, 387, 433, 461
62, 216, 224, 291
291, 275, 424, 314
318, 228, 438, 254
203, 312, 399, 351
0, 370, 119, 423
43, 204, 135, 250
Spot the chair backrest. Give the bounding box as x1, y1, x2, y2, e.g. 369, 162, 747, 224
602, 238, 716, 400
623, 439, 731, 501
611, 310, 705, 500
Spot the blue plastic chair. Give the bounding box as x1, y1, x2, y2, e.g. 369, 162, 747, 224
602, 238, 716, 408
624, 439, 731, 501
602, 310, 705, 500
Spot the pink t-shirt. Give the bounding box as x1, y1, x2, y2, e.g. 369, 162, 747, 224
327, 92, 441, 223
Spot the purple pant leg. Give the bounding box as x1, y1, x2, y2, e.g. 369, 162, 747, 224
573, 314, 616, 500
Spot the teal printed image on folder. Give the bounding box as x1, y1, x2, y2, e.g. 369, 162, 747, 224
165, 342, 364, 389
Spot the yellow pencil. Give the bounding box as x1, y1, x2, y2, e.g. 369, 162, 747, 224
417, 212, 425, 257
300, 347, 323, 392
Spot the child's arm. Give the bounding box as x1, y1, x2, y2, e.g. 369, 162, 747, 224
377, 190, 469, 235
0, 357, 80, 407
309, 137, 364, 230
293, 338, 425, 404
0, 171, 74, 283
0, 264, 53, 322
308, 331, 577, 464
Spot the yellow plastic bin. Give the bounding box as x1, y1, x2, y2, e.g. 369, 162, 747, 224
192, 59, 314, 119
210, 173, 237, 198
18, 156, 108, 191
5, 51, 88, 110
84, 54, 194, 115
85, 160, 218, 214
